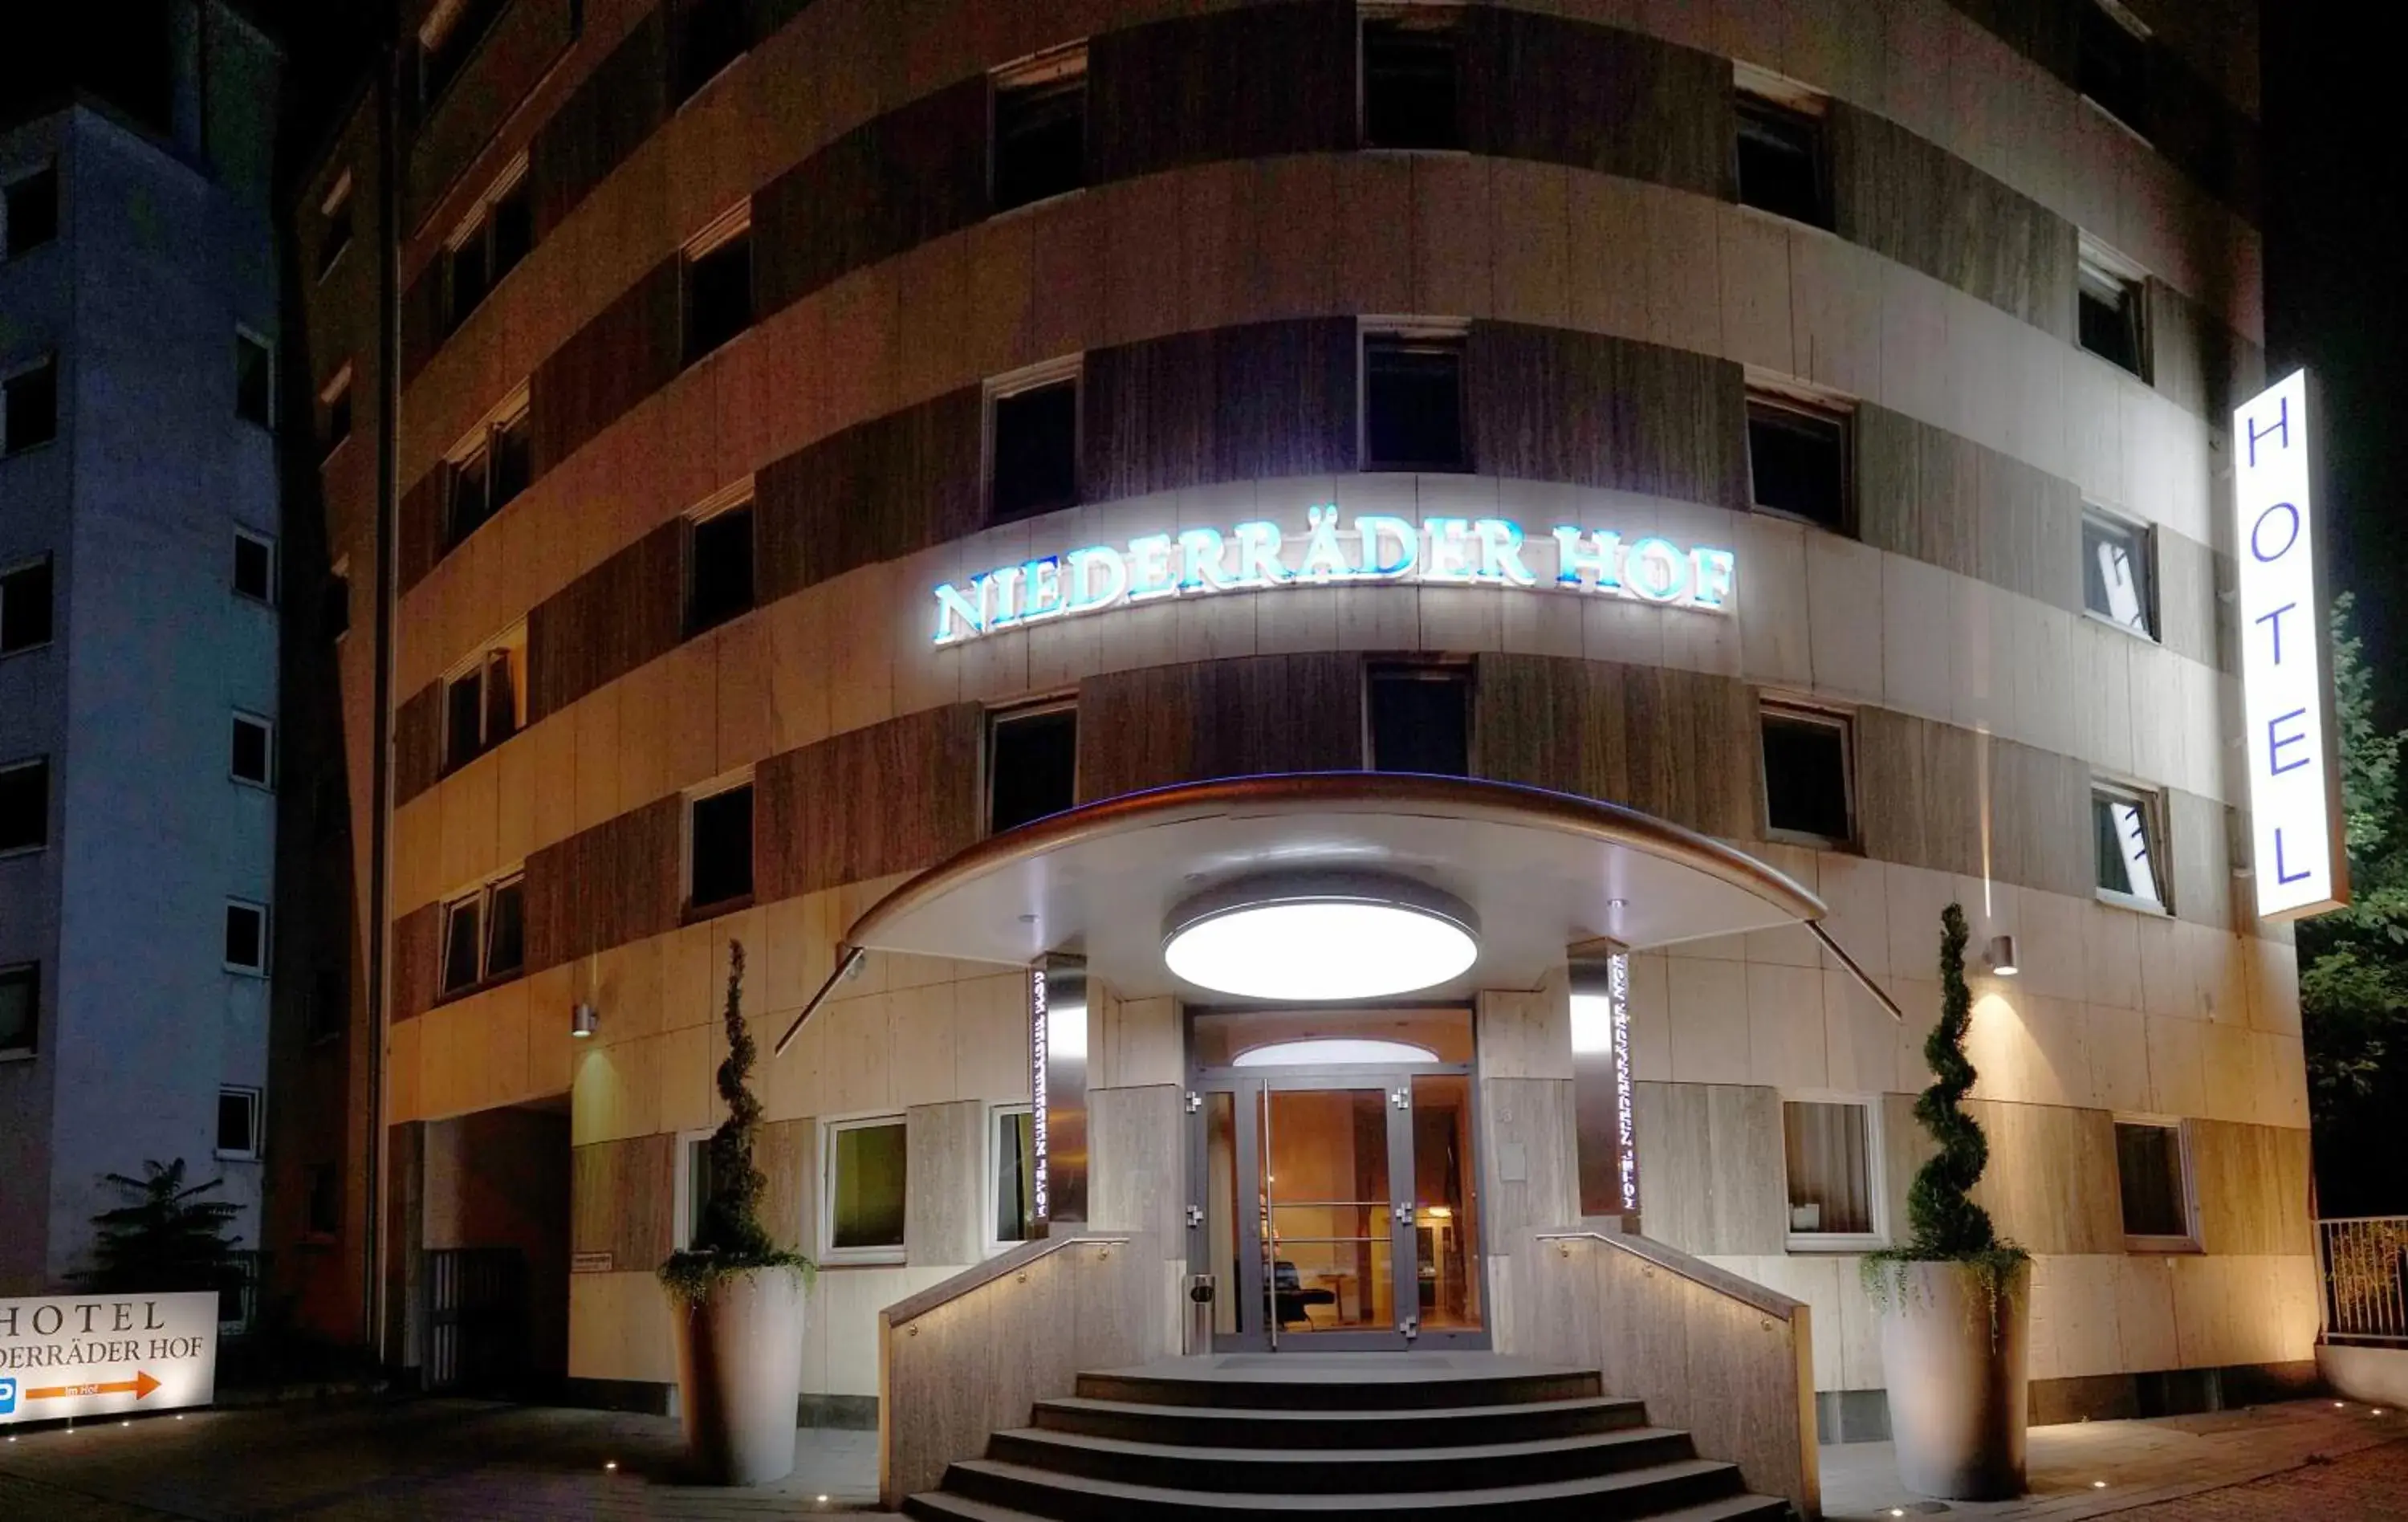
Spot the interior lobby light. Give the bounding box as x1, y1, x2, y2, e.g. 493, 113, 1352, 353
1163, 876, 1479, 1002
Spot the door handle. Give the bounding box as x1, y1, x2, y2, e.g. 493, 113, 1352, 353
1186, 1204, 1205, 1227
1393, 1203, 1413, 1224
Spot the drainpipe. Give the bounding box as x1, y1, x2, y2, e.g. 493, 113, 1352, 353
365, 31, 401, 1366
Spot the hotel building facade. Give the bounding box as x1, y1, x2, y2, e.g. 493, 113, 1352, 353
283, 0, 2304, 1454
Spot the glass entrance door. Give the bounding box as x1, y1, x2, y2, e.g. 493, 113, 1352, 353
1261, 1082, 1406, 1347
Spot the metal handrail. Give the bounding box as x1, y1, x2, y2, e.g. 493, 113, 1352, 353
1535, 1229, 1808, 1324
2317, 1215, 2408, 1345
880, 1231, 1133, 1329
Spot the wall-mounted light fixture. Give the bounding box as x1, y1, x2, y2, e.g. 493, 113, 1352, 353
571, 1003, 600, 1039
1985, 935, 2019, 977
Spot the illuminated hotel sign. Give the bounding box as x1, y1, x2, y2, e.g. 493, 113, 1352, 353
2233, 372, 2349, 920
1, 1292, 218, 1424
933, 508, 1738, 647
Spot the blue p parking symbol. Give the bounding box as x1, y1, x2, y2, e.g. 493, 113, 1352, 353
0, 1375, 17, 1415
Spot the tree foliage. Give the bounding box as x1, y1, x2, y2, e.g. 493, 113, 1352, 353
83, 1158, 244, 1296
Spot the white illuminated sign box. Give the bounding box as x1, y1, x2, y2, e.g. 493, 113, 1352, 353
932, 508, 1737, 646
2233, 371, 2349, 920
0, 1291, 219, 1424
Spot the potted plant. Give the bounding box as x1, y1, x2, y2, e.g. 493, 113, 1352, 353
1865, 903, 2032, 1500
660, 942, 815, 1485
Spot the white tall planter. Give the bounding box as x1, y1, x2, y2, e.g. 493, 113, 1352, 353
671, 1266, 807, 1485
1877, 1258, 2031, 1501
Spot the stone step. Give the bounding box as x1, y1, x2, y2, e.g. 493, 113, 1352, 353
985, 1423, 1701, 1494
1031, 1392, 1650, 1448
1073, 1366, 1604, 1412
905, 1487, 1792, 1522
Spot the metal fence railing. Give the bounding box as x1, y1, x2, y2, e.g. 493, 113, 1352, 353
2317, 1216, 2408, 1344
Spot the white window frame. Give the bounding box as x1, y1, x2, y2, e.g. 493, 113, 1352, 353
1731, 63, 1831, 229
0, 554, 53, 656
2080, 503, 2157, 641
2112, 1113, 2201, 1252
1758, 697, 1857, 848
672, 1126, 718, 1251
985, 1102, 1037, 1257
820, 1111, 909, 1266
2092, 778, 2171, 915
0, 754, 47, 858
223, 898, 270, 976
1780, 1091, 1888, 1253
215, 1085, 263, 1161
985, 698, 1079, 837
230, 710, 275, 791
2077, 0, 2154, 140
988, 41, 1091, 215
444, 155, 531, 328
681, 203, 755, 364
2076, 234, 2151, 380
444, 384, 534, 546
234, 324, 276, 430
1743, 376, 1857, 533
232, 527, 279, 606
441, 621, 527, 773
983, 353, 1084, 519
437, 866, 527, 996
2, 351, 59, 457
1358, 316, 1470, 470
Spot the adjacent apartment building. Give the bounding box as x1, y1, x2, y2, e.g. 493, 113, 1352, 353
287, 0, 2305, 1442
0, 1, 285, 1297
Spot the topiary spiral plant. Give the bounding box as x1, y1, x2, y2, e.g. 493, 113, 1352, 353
1865, 903, 2028, 1330
660, 942, 815, 1302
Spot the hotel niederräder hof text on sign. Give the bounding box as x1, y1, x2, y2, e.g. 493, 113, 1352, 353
1, 1292, 219, 1423
930, 509, 1739, 647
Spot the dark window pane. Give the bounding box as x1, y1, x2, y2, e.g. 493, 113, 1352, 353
309, 967, 347, 1042
2078, 2, 2148, 132
225, 904, 266, 969
1748, 402, 1848, 530
685, 232, 754, 363
448, 225, 490, 330
994, 74, 1087, 212
490, 180, 532, 282
231, 717, 270, 785
2082, 513, 2153, 633
991, 380, 1079, 521
0, 760, 47, 852
449, 446, 492, 544
995, 1110, 1035, 1243
674, 0, 750, 103
2116, 1122, 2187, 1236
686, 1139, 715, 1246
688, 506, 756, 634
441, 897, 482, 991
6, 166, 60, 257
1, 964, 38, 1052
832, 1121, 908, 1249
235, 334, 273, 426
234, 533, 275, 601
491, 415, 532, 509
322, 573, 352, 641
307, 1164, 341, 1234
1, 559, 54, 651
989, 708, 1078, 833
1369, 669, 1469, 775
2079, 271, 2145, 376
690, 783, 755, 906
486, 880, 526, 978
484, 650, 519, 747
217, 1091, 255, 1154
446, 670, 486, 771
1735, 98, 1827, 227
1763, 713, 1851, 840
1363, 21, 1460, 149
323, 383, 352, 451
4, 358, 58, 454
1365, 340, 1466, 470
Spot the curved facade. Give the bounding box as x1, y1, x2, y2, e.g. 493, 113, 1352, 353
286, 0, 2301, 1430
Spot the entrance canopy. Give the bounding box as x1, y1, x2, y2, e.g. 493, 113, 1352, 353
840, 774, 1825, 1002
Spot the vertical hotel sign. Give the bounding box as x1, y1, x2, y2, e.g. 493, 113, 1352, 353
2234, 371, 2349, 919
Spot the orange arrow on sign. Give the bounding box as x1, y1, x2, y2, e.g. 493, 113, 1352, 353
25, 1371, 161, 1402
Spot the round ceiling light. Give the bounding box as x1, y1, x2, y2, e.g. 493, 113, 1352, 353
1162, 874, 1479, 1002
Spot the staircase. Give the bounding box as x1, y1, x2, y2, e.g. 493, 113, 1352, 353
902, 1354, 1793, 1520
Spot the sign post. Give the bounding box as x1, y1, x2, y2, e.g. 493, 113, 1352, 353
0, 1291, 219, 1423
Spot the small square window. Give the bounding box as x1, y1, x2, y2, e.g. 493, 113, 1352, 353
1368, 665, 1470, 775
234, 531, 277, 604
1362, 14, 1462, 150
2114, 1120, 2194, 1244
225, 901, 270, 974
687, 503, 756, 635
988, 705, 1077, 835
3, 356, 59, 455
990, 376, 1080, 522
2082, 508, 2154, 637
2078, 1, 2150, 136
444, 637, 523, 774
673, 0, 750, 104
1783, 1099, 1879, 1244
230, 714, 274, 788
1, 962, 38, 1056
236, 331, 275, 428
1735, 94, 1828, 228
316, 174, 352, 279
2078, 251, 2149, 380
217, 1087, 262, 1158
1748, 397, 1849, 531
992, 1105, 1036, 1247
993, 55, 1087, 213
305, 1162, 341, 1235
320, 370, 353, 454
826, 1115, 908, 1260
0, 557, 54, 653
0, 757, 48, 853
1762, 705, 1853, 844
2093, 783, 2166, 910
684, 225, 754, 364
689, 783, 755, 908
441, 874, 524, 995
1364, 335, 1466, 470
5, 165, 60, 259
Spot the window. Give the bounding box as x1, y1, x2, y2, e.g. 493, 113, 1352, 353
1362, 11, 1462, 150
445, 165, 532, 332
1747, 396, 1850, 531
319, 368, 353, 455
1735, 91, 1828, 228
0, 756, 47, 854
304, 1163, 341, 1236
445, 400, 532, 547
825, 1115, 908, 1261
0, 556, 53, 653
989, 368, 1080, 523
224, 901, 270, 975
230, 713, 274, 788
323, 564, 352, 641
216, 1087, 262, 1159
1368, 664, 1470, 775
316, 173, 353, 279
233, 530, 277, 604
1, 962, 36, 1056
678, 1133, 718, 1249
988, 704, 1077, 835
991, 1105, 1036, 1249
417, 0, 508, 108
2093, 782, 2167, 910
2082, 507, 2155, 637
673, 0, 750, 104
992, 47, 1087, 212
4, 164, 59, 258
682, 215, 754, 364
235, 329, 275, 428
2077, 243, 2149, 380
1761, 704, 1853, 844
686, 501, 755, 635
689, 782, 755, 909
1783, 1099, 1881, 1247
3, 355, 59, 455
443, 630, 525, 773
1364, 332, 1466, 470
2114, 1120, 2196, 1247
2078, 0, 2150, 135
440, 873, 526, 994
